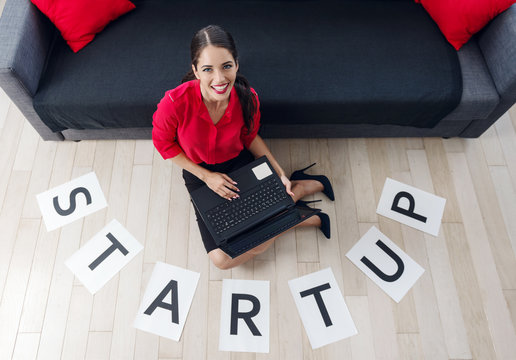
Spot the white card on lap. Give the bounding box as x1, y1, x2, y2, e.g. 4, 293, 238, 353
65, 219, 143, 294
37, 171, 107, 231
376, 177, 446, 236
252, 162, 273, 180
346, 226, 424, 303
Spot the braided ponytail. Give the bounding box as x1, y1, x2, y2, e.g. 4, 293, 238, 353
233, 73, 256, 134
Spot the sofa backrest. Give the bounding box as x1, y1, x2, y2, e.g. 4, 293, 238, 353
33, 0, 462, 133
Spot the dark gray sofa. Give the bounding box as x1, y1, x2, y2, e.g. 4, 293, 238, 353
0, 0, 515, 141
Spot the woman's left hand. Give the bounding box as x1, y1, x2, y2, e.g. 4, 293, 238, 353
280, 175, 295, 197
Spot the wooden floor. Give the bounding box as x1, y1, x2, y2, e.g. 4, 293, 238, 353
2, 86, 516, 359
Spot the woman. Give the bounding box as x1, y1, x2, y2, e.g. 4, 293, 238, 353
152, 25, 334, 270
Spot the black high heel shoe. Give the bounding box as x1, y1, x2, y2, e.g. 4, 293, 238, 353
290, 163, 335, 201
296, 200, 331, 239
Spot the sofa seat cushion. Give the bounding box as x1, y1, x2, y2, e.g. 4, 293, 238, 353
34, 0, 462, 133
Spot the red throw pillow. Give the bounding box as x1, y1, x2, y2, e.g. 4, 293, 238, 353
415, 0, 516, 50
31, 0, 136, 53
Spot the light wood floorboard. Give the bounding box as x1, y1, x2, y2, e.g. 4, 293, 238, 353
1, 89, 516, 359
110, 164, 152, 360
12, 333, 40, 360
407, 149, 471, 359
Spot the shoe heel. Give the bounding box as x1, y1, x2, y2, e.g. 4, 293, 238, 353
291, 163, 317, 179
298, 162, 316, 173
297, 199, 322, 206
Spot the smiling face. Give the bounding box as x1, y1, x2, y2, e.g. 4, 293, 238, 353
192, 45, 239, 104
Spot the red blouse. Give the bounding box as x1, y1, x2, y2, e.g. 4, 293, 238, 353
152, 80, 261, 164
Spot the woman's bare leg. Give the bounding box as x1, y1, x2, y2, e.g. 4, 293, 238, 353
208, 178, 326, 270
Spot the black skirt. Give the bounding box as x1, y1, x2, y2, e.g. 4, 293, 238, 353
182, 149, 255, 253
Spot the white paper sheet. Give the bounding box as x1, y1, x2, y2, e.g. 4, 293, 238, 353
65, 219, 143, 294
288, 268, 357, 349
133, 262, 200, 341
346, 226, 424, 303
377, 177, 446, 236
219, 279, 270, 353
37, 172, 107, 231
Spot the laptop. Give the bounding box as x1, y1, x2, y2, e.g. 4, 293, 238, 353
190, 156, 320, 258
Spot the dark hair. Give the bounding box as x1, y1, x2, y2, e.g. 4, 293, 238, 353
182, 25, 256, 134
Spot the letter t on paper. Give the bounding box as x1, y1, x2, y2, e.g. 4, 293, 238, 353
288, 268, 357, 349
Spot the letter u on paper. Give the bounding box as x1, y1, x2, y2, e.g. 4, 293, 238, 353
346, 226, 424, 303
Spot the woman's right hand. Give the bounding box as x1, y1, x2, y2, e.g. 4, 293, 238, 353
204, 172, 240, 200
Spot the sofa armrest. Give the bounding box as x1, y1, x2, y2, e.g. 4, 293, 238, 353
0, 0, 63, 140
478, 5, 516, 99
461, 4, 516, 137
459, 4, 516, 137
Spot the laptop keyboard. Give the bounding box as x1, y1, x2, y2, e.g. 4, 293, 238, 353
206, 177, 289, 235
